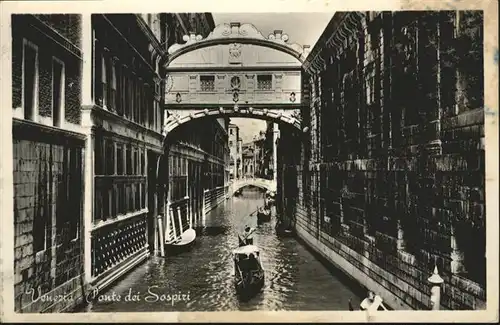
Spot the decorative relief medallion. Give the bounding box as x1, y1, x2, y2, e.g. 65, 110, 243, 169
228, 43, 242, 64
230, 76, 241, 90
175, 93, 182, 103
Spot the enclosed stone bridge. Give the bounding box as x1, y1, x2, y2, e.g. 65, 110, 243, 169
229, 177, 277, 196
162, 22, 310, 136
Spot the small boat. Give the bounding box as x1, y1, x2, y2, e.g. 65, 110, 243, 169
164, 198, 196, 254
275, 221, 294, 237
167, 228, 196, 247
234, 188, 243, 197
233, 245, 265, 297
257, 207, 271, 223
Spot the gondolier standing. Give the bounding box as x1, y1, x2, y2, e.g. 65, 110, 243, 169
240, 226, 255, 246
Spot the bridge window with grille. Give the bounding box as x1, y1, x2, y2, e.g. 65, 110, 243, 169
200, 75, 215, 91
257, 75, 273, 90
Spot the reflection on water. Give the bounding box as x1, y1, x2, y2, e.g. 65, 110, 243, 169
82, 187, 363, 312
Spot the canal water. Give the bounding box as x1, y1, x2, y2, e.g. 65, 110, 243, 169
82, 187, 364, 312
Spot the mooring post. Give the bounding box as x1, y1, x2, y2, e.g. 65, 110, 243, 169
428, 265, 444, 310
157, 215, 165, 257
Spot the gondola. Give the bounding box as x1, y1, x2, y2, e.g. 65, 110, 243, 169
232, 245, 265, 297
164, 198, 196, 254
275, 220, 294, 237
257, 206, 271, 223
166, 228, 196, 253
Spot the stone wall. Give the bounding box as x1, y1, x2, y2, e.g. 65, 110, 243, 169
288, 11, 485, 310
13, 121, 86, 313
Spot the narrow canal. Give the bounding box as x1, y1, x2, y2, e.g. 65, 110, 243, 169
82, 187, 364, 312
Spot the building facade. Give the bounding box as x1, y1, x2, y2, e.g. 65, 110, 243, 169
167, 115, 229, 222
11, 14, 86, 313
82, 13, 169, 298
228, 123, 242, 179
163, 13, 230, 224
10, 12, 218, 313
281, 11, 485, 310
242, 144, 255, 178
261, 121, 280, 181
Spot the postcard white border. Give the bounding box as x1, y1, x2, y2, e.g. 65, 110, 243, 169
0, 0, 498, 323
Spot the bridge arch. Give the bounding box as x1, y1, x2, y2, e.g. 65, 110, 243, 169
164, 105, 302, 136
229, 178, 277, 196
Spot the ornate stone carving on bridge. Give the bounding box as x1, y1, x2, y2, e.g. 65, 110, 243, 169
167, 22, 310, 63
228, 43, 242, 64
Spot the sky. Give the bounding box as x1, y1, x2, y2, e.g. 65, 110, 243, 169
212, 13, 333, 143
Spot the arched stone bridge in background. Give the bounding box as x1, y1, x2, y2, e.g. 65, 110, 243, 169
229, 178, 277, 196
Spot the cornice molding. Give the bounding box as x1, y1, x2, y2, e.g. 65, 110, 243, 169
21, 15, 83, 60
303, 12, 364, 75
135, 15, 167, 61
166, 23, 307, 66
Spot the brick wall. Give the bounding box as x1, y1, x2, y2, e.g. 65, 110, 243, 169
288, 11, 485, 310
13, 121, 86, 313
